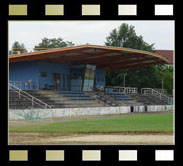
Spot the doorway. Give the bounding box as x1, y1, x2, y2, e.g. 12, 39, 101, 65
52, 73, 61, 90
130, 106, 134, 113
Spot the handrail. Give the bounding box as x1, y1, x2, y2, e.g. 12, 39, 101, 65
9, 81, 39, 90
154, 88, 168, 94
141, 88, 173, 105
9, 83, 52, 109
105, 86, 138, 94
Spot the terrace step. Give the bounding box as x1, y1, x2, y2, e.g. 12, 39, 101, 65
129, 94, 169, 105
9, 90, 105, 109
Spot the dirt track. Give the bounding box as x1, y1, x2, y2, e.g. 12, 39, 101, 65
9, 132, 174, 145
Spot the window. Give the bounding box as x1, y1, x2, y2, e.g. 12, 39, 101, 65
41, 72, 47, 77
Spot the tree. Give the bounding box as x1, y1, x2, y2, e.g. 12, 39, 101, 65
34, 37, 75, 51
12, 41, 27, 55
155, 66, 173, 94
105, 23, 172, 92
105, 23, 155, 52
163, 68, 173, 94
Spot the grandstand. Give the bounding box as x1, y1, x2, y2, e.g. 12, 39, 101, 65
9, 45, 173, 119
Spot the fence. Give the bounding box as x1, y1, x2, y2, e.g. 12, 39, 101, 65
9, 81, 39, 90
141, 88, 173, 105
9, 83, 51, 109
154, 89, 168, 94
104, 86, 138, 94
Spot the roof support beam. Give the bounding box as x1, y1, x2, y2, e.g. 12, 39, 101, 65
72, 53, 140, 65
64, 51, 114, 61
9, 47, 90, 63
107, 61, 164, 70
98, 57, 158, 68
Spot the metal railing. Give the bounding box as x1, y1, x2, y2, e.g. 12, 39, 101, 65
9, 83, 52, 109
9, 81, 40, 90
154, 88, 168, 94
141, 88, 173, 105
104, 86, 138, 94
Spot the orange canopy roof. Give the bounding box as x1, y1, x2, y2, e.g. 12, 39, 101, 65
9, 45, 169, 71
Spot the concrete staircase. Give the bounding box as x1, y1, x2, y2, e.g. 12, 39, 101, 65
88, 91, 142, 106
86, 91, 116, 106
9, 90, 42, 109
129, 94, 168, 105
9, 89, 170, 110
14, 90, 105, 109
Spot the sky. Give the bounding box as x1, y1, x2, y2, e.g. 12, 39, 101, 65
9, 21, 175, 52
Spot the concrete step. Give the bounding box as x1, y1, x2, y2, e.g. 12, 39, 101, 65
56, 104, 105, 108
25, 94, 62, 98
9, 97, 31, 101
9, 105, 41, 109
9, 90, 105, 109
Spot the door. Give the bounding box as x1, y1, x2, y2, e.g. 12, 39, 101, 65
52, 73, 61, 90
67, 74, 71, 90
62, 74, 65, 90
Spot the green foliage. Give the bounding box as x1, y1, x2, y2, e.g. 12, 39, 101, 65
12, 41, 27, 54
34, 37, 75, 51
105, 23, 173, 93
163, 69, 173, 94
105, 23, 155, 52
9, 113, 173, 134
106, 67, 163, 89
155, 65, 174, 94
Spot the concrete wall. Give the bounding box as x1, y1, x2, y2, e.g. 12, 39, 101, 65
53, 106, 130, 117
133, 105, 173, 113
9, 106, 130, 120
9, 109, 53, 120
9, 105, 173, 120
147, 105, 173, 112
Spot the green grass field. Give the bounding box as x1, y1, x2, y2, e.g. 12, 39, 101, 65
9, 112, 173, 134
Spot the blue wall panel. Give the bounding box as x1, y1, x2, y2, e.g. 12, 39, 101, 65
9, 61, 70, 90
9, 61, 38, 82
9, 61, 106, 90
95, 68, 106, 87
9, 61, 39, 89
36, 62, 70, 89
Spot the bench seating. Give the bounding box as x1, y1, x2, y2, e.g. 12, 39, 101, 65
106, 92, 134, 100
59, 91, 84, 94
60, 91, 96, 100
68, 97, 95, 100
106, 92, 125, 95
61, 94, 89, 97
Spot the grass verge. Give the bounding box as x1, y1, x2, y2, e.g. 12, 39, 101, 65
9, 112, 173, 134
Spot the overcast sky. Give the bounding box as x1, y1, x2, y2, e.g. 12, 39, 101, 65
9, 21, 174, 51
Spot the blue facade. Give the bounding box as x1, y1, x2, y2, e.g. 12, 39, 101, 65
95, 69, 106, 87
37, 62, 70, 90
9, 61, 106, 91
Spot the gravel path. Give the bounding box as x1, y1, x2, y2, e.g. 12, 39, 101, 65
9, 132, 174, 145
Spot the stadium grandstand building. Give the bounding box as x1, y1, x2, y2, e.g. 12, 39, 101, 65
9, 45, 173, 115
